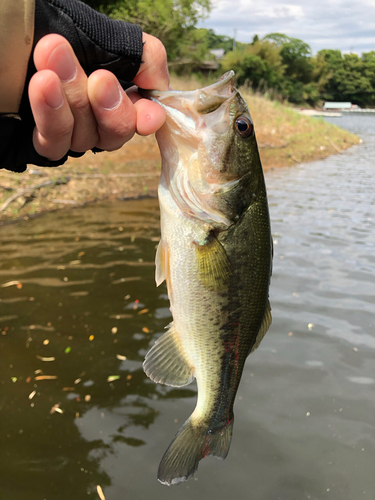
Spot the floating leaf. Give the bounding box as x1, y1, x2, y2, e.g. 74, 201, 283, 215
107, 375, 120, 382
65, 347, 71, 354
1, 280, 20, 288
36, 355, 55, 362
138, 309, 149, 315
116, 354, 127, 361
28, 390, 37, 400
35, 375, 57, 381
50, 403, 63, 414
97, 485, 106, 500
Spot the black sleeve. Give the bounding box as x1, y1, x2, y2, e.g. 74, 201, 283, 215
0, 0, 143, 173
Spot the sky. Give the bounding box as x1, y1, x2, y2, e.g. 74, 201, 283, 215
199, 0, 375, 55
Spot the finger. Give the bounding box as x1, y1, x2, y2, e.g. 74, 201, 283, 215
87, 70, 137, 151
133, 99, 166, 136
133, 33, 169, 91
29, 70, 74, 161
34, 34, 99, 152
127, 87, 166, 135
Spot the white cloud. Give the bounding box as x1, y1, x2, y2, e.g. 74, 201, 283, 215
199, 0, 375, 54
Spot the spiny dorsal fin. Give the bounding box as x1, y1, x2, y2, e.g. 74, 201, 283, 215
195, 235, 231, 291
249, 300, 272, 354
143, 323, 194, 387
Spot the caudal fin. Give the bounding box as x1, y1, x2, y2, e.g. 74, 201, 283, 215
158, 417, 234, 486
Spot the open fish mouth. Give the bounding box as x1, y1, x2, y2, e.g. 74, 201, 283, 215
141, 71, 237, 140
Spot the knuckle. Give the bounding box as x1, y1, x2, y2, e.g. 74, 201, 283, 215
150, 38, 167, 69
46, 151, 67, 162
52, 115, 74, 140
70, 135, 99, 153
102, 106, 135, 138
68, 92, 91, 113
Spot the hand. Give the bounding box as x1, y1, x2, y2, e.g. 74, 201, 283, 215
29, 33, 168, 161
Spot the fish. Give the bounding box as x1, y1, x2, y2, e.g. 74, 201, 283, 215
142, 71, 273, 486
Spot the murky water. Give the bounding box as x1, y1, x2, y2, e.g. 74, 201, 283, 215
1, 114, 374, 500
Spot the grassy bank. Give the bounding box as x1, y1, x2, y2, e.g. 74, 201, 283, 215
0, 77, 359, 222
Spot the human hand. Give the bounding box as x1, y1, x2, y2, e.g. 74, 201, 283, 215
29, 32, 168, 161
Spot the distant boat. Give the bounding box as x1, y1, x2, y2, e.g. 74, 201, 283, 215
323, 101, 353, 110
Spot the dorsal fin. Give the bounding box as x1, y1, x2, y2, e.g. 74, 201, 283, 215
249, 300, 272, 355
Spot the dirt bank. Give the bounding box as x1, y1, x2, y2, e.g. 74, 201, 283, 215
0, 88, 359, 223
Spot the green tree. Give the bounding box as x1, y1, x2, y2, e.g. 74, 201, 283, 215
264, 33, 316, 103
221, 39, 285, 92
196, 28, 234, 53
316, 49, 375, 106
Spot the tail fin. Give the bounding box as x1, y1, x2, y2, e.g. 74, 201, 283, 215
158, 417, 234, 486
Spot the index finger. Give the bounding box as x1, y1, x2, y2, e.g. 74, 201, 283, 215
133, 33, 169, 91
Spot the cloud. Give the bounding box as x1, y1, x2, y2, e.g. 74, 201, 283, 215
199, 0, 375, 54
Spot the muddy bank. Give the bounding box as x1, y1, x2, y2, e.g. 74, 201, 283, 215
0, 93, 359, 223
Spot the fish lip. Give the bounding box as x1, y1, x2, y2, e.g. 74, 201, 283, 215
139, 71, 236, 101
139, 72, 236, 136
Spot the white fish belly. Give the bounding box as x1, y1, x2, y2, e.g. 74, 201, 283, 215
159, 192, 228, 418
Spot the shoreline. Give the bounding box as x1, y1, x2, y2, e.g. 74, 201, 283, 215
0, 92, 360, 224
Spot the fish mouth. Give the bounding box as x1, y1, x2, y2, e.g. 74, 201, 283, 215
140, 72, 236, 137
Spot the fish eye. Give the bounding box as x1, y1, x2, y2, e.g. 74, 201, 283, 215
235, 116, 253, 138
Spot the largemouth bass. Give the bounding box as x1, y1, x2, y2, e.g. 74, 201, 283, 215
143, 71, 273, 485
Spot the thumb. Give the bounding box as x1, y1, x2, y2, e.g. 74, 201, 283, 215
133, 33, 170, 91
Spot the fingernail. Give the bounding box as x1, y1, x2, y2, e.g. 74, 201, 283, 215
48, 44, 77, 82
96, 79, 122, 110
43, 77, 64, 109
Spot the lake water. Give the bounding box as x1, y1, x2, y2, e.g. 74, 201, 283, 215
0, 114, 374, 500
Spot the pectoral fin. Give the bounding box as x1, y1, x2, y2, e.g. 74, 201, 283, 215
155, 239, 170, 287
249, 300, 272, 354
143, 323, 194, 387
195, 235, 231, 291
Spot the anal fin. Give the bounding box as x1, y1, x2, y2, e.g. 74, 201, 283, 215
143, 323, 194, 387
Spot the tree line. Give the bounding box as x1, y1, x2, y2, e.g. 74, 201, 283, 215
83, 0, 375, 107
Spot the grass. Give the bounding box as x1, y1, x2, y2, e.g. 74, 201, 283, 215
0, 75, 359, 222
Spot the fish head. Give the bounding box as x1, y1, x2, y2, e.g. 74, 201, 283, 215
148, 71, 264, 226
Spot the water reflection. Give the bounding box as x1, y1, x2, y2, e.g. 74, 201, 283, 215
0, 200, 196, 499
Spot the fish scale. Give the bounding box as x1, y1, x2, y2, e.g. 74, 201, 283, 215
142, 71, 273, 486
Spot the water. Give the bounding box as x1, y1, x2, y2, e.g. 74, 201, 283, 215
0, 114, 374, 500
